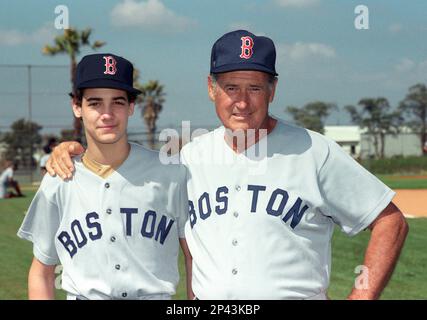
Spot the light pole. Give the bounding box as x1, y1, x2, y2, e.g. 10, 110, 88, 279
28, 65, 33, 184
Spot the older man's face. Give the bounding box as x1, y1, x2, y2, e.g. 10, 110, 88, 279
208, 70, 277, 132
72, 88, 134, 146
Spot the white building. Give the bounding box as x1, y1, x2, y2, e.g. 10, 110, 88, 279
324, 125, 362, 157
324, 125, 422, 158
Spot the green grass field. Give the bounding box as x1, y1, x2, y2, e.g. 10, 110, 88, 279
1, 185, 426, 300
377, 175, 427, 189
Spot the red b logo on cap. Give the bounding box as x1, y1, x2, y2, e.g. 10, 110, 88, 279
103, 56, 117, 75
240, 36, 254, 59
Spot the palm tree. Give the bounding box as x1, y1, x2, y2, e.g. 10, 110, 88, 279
135, 80, 166, 149
42, 27, 105, 142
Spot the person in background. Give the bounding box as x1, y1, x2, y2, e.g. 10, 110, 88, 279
0, 160, 24, 199
40, 138, 58, 176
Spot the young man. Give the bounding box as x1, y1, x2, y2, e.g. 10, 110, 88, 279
46, 31, 408, 300
0, 160, 24, 199
18, 53, 192, 300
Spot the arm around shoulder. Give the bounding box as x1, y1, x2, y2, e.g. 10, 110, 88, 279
47, 141, 85, 179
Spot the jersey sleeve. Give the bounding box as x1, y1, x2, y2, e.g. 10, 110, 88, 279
17, 176, 61, 265
317, 138, 395, 236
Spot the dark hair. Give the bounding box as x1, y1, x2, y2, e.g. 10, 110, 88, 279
69, 89, 137, 105
43, 145, 51, 154
42, 137, 57, 154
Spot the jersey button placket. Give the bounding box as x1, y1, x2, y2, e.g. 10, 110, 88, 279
102, 181, 113, 217
232, 185, 242, 222
231, 179, 247, 284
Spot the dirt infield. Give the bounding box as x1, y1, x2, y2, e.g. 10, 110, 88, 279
393, 189, 427, 218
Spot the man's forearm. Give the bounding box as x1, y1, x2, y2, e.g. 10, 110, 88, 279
179, 238, 194, 299
185, 256, 195, 300
28, 273, 55, 300
28, 260, 56, 300
348, 211, 408, 299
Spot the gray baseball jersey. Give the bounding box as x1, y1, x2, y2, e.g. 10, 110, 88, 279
18, 143, 188, 300
180, 118, 395, 300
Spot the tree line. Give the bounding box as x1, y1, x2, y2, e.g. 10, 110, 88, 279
1, 28, 426, 167
286, 83, 427, 158
1, 27, 166, 168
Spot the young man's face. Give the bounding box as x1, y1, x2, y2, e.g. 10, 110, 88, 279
208, 70, 277, 132
72, 88, 134, 145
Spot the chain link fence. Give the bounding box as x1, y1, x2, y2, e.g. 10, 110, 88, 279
0, 65, 217, 184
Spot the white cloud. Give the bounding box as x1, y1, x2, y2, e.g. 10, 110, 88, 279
278, 42, 336, 61
229, 22, 252, 31
419, 59, 427, 71
348, 72, 388, 83
0, 24, 57, 46
395, 58, 415, 73
227, 24, 266, 36
111, 0, 195, 32
389, 24, 403, 33
380, 57, 427, 89
35, 24, 59, 43
0, 30, 26, 46
394, 58, 427, 78
276, 0, 320, 8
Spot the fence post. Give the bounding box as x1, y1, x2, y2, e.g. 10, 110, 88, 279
28, 65, 34, 184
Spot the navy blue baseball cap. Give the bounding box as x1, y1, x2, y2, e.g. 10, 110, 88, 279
74, 53, 141, 95
210, 30, 278, 76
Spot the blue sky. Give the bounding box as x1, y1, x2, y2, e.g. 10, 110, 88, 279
0, 0, 426, 135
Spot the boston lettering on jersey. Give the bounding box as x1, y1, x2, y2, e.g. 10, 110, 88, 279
57, 209, 175, 258
188, 184, 309, 229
